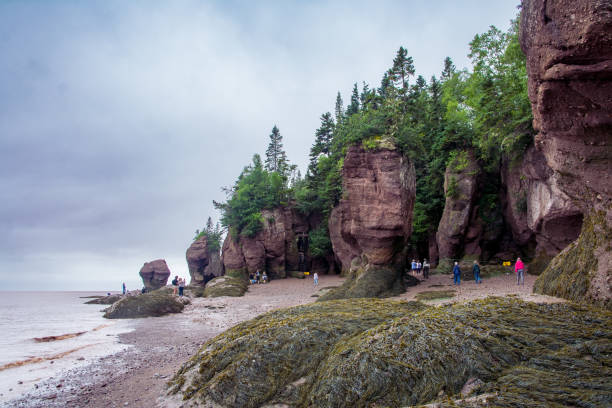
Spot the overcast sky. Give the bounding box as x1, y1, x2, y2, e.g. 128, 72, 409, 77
0, 0, 520, 291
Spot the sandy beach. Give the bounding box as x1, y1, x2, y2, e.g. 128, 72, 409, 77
6, 272, 561, 408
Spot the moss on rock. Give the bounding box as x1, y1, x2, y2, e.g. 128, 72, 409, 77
527, 252, 554, 276
84, 294, 123, 304
317, 263, 405, 301
203, 276, 248, 298
534, 211, 611, 310
103, 290, 187, 319
168, 297, 611, 407
289, 270, 306, 279
224, 268, 249, 281
414, 290, 455, 301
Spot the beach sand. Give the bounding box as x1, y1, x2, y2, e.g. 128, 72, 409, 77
6, 271, 562, 407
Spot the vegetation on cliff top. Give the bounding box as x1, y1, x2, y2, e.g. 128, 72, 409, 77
168, 297, 611, 407
210, 16, 532, 259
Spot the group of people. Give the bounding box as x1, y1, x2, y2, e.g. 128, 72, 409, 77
451, 257, 526, 286
171, 275, 187, 296
249, 270, 269, 284
410, 259, 430, 279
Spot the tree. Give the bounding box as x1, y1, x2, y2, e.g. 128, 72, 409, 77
346, 83, 360, 116
441, 56, 455, 82
265, 125, 288, 174
308, 112, 335, 176
334, 92, 344, 125
389, 46, 415, 93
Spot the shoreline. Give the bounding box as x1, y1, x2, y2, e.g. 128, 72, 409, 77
5, 272, 561, 407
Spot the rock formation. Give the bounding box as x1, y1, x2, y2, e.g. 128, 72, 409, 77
139, 259, 171, 290
221, 208, 309, 280
502, 146, 583, 257
324, 140, 416, 299
436, 151, 481, 261
186, 236, 223, 286
521, 0, 612, 308
104, 289, 188, 319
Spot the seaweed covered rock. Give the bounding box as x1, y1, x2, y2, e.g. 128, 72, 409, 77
203, 276, 248, 298
167, 299, 426, 407
167, 297, 611, 407
186, 235, 223, 286
103, 290, 187, 319
84, 294, 122, 305
521, 0, 612, 307
327, 141, 416, 299
139, 259, 171, 291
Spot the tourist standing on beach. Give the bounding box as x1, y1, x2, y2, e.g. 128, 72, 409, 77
172, 275, 179, 295
515, 257, 525, 286
178, 277, 185, 296
122, 282, 126, 295
423, 259, 430, 279
472, 261, 482, 284
411, 259, 417, 275
453, 262, 461, 285
313, 272, 319, 286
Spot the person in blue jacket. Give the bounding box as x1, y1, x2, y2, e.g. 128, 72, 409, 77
472, 260, 482, 284
453, 261, 461, 285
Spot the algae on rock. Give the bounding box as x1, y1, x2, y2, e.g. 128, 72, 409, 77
203, 276, 248, 298
103, 290, 188, 319
534, 211, 612, 310
167, 297, 611, 407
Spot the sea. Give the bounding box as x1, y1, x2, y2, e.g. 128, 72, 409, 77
0, 291, 134, 404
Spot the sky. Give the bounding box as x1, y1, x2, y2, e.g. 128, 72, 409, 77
0, 0, 520, 291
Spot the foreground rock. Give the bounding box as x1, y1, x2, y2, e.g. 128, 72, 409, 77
186, 235, 223, 286
521, 0, 612, 308
167, 297, 611, 407
139, 259, 171, 291
203, 276, 248, 298
103, 290, 188, 319
325, 140, 416, 299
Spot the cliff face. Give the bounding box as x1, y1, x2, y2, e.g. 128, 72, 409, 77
521, 0, 612, 308
186, 236, 224, 286
221, 207, 309, 280
502, 146, 583, 257
323, 141, 415, 299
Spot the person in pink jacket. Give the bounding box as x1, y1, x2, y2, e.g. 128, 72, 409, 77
515, 257, 525, 286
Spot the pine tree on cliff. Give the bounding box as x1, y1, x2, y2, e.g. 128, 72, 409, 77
389, 46, 415, 94
308, 112, 335, 176
346, 83, 360, 116
265, 125, 288, 174
334, 92, 344, 125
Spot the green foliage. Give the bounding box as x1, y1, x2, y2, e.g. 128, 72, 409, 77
194, 217, 223, 252
214, 154, 289, 238
308, 225, 332, 258
446, 176, 459, 199
264, 125, 288, 174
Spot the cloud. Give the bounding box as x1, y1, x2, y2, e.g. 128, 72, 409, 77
0, 0, 519, 290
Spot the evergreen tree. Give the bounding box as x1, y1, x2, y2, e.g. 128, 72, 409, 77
389, 46, 415, 92
308, 112, 335, 176
441, 56, 455, 81
346, 83, 360, 116
334, 92, 344, 125
206, 216, 213, 233
265, 125, 288, 174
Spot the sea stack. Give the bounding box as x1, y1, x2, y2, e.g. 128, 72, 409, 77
139, 259, 171, 290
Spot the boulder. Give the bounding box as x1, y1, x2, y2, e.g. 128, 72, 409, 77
103, 290, 188, 319
436, 151, 480, 261
84, 294, 122, 305
521, 0, 612, 308
139, 259, 171, 291
167, 297, 611, 407
203, 276, 248, 298
186, 236, 223, 286
326, 140, 416, 298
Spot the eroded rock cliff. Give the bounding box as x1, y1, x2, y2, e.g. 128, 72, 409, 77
186, 236, 224, 286
521, 0, 612, 308
323, 140, 415, 299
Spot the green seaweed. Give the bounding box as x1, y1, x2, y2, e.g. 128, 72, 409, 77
203, 276, 248, 298
103, 290, 187, 319
317, 264, 405, 301
414, 290, 456, 301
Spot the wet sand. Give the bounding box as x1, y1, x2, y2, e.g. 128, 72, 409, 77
6, 272, 561, 407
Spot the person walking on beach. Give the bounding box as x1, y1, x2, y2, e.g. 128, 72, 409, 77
423, 259, 430, 280
255, 270, 261, 284
122, 282, 126, 295
262, 271, 268, 284
472, 260, 482, 284
417, 260, 422, 275
515, 257, 525, 286
178, 277, 185, 296
453, 261, 461, 285
172, 275, 179, 295
411, 259, 417, 275
313, 272, 319, 286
